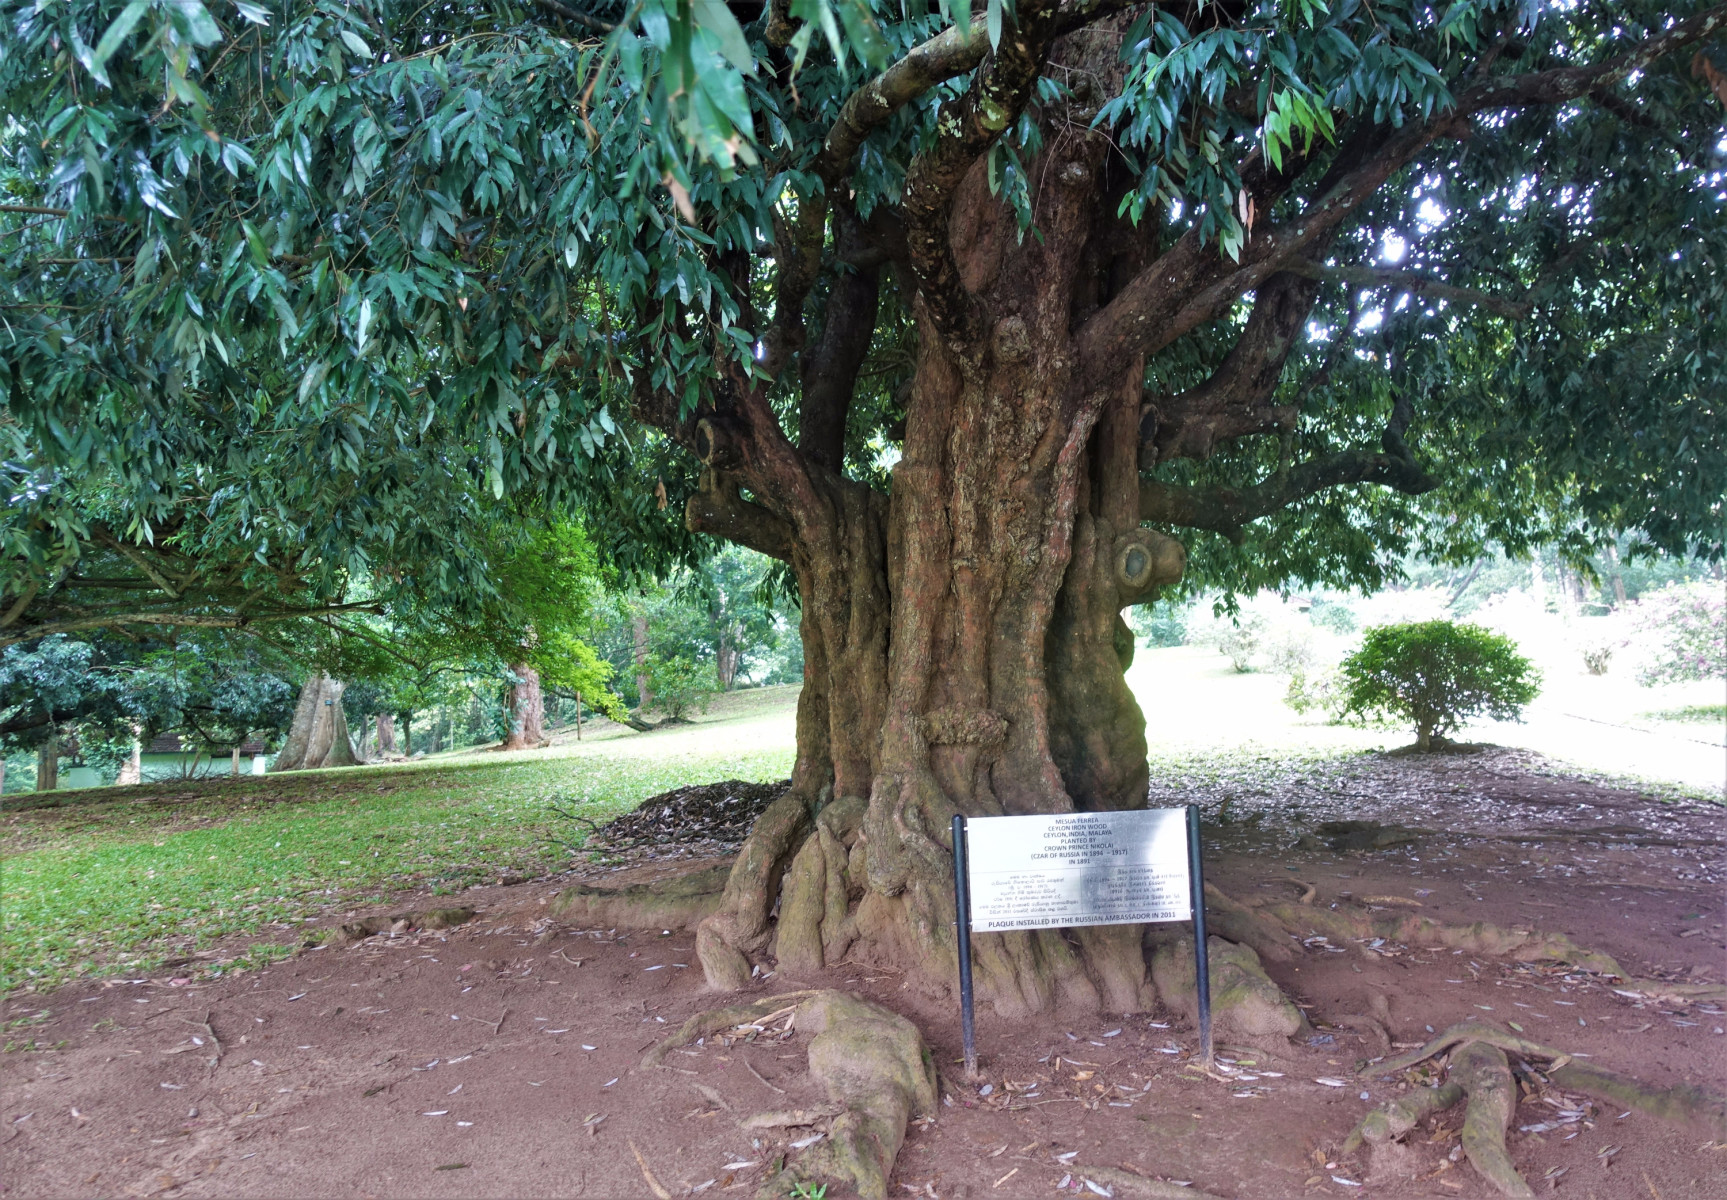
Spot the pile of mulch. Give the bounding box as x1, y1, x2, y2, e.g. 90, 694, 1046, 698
577, 778, 790, 862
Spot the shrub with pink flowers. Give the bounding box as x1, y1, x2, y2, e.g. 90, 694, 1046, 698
1631, 582, 1726, 685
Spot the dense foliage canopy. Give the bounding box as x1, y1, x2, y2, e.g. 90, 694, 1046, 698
3, 0, 1723, 649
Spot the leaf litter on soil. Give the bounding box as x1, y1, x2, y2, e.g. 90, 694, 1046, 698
572, 779, 791, 864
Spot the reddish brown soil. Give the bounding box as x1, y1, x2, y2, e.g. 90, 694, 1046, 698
4, 750, 1723, 1199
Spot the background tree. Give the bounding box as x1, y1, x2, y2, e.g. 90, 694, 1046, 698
4, 1, 1723, 1014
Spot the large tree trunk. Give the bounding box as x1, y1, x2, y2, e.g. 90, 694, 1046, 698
376, 712, 398, 755
501, 664, 545, 750
271, 674, 361, 771
694, 110, 1186, 1017
35, 736, 58, 791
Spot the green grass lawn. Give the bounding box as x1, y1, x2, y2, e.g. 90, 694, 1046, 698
2, 718, 794, 995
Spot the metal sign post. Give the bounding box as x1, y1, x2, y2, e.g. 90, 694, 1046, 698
950, 815, 977, 1078
1186, 803, 1213, 1066
950, 805, 1212, 1075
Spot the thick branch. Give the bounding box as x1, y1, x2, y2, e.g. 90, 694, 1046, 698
684, 469, 795, 563
760, 16, 993, 376
0, 603, 384, 650
1140, 445, 1439, 535
798, 211, 882, 472
1078, 5, 1727, 381
1143, 269, 1323, 464
529, 0, 612, 35
1291, 263, 1531, 320
902, 3, 1062, 348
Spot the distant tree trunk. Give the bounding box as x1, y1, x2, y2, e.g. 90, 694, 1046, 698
501, 664, 545, 750
401, 711, 412, 754
1603, 542, 1628, 607
271, 674, 362, 771
36, 736, 58, 791
231, 746, 242, 776
376, 712, 398, 755
716, 622, 741, 690
574, 693, 583, 740
632, 613, 653, 710
116, 726, 142, 785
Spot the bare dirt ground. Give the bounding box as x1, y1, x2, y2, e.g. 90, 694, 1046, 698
4, 748, 1723, 1200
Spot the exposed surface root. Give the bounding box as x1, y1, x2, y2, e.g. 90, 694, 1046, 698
329, 906, 475, 946
696, 791, 815, 990
1200, 884, 1299, 963
1546, 1060, 1727, 1134
1340, 1081, 1463, 1155
550, 861, 732, 930
1150, 935, 1306, 1047
639, 992, 819, 1070
641, 990, 936, 1200
1452, 1041, 1533, 1198
1348, 1018, 1727, 1195
1258, 901, 1626, 975
790, 991, 938, 1200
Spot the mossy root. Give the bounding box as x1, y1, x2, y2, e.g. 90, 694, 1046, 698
1452, 1041, 1534, 1199
1340, 1081, 1464, 1155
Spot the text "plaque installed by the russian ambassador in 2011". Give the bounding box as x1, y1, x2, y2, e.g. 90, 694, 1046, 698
962, 808, 1192, 932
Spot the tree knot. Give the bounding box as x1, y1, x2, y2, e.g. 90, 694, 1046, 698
916, 708, 1008, 745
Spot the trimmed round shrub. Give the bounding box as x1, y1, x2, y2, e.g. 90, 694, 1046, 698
1338, 620, 1540, 750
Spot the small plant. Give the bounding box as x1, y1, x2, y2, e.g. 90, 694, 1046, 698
1264, 626, 1316, 676
1337, 620, 1541, 751
1309, 601, 1358, 634
1207, 613, 1265, 672
1579, 642, 1615, 675
1128, 601, 1189, 647
645, 654, 715, 721
789, 1183, 828, 1200
1285, 667, 1346, 720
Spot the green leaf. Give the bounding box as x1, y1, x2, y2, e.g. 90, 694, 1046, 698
89, 1, 150, 86
692, 0, 754, 76
340, 31, 373, 60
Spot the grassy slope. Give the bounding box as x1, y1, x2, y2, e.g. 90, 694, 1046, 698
1, 687, 798, 994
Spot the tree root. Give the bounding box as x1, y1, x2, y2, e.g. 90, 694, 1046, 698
550, 861, 732, 930
1546, 1060, 1727, 1134
642, 990, 936, 1200
1149, 935, 1307, 1046
1453, 1041, 1533, 1198
1346, 1018, 1727, 1195
639, 992, 819, 1070
1340, 1081, 1463, 1155
696, 791, 815, 990
1252, 900, 1724, 1006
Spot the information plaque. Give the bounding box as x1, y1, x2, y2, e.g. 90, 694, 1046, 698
964, 809, 1192, 931
950, 805, 1212, 1077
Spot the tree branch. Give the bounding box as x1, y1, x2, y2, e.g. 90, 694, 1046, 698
1286, 263, 1532, 320
1140, 444, 1439, 536
1078, 5, 1727, 382
761, 15, 995, 376
529, 0, 613, 35
0, 603, 384, 649
683, 469, 795, 562
1142, 268, 1324, 465
901, 1, 1063, 348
